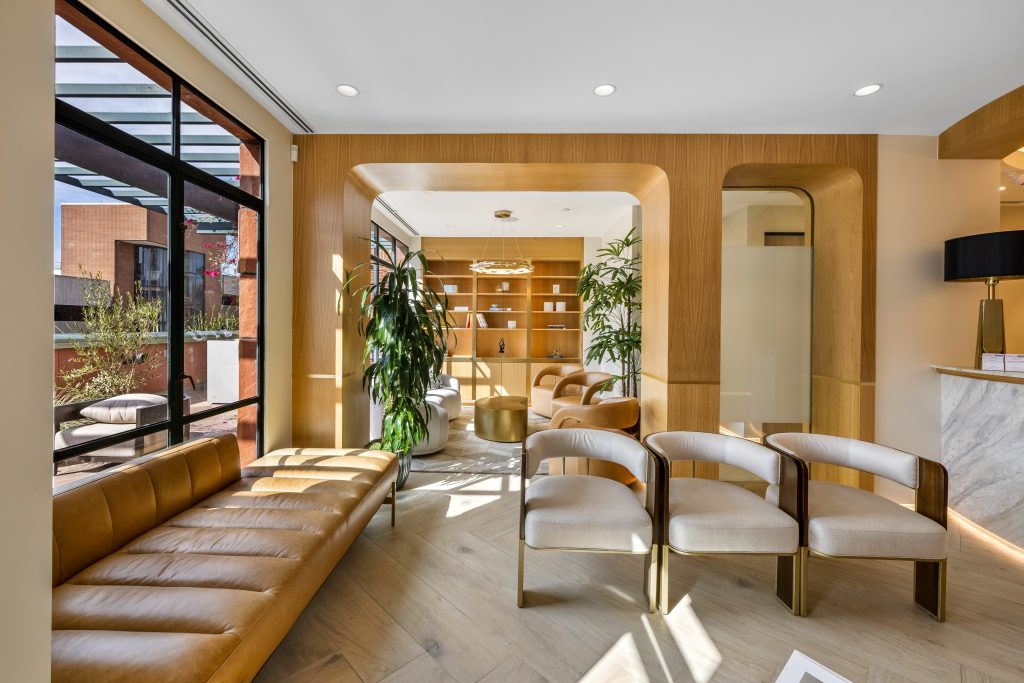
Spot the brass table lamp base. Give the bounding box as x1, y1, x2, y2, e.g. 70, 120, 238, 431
975, 297, 1005, 369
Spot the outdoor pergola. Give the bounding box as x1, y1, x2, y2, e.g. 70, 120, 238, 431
55, 36, 250, 228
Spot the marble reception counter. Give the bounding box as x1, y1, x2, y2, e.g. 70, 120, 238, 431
935, 365, 1024, 548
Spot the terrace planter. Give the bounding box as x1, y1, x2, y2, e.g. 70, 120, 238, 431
206, 338, 239, 403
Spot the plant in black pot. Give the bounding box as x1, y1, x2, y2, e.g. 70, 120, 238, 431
344, 239, 452, 489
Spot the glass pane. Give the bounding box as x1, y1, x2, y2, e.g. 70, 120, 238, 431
56, 2, 173, 153
54, 430, 168, 489
181, 85, 262, 197
54, 124, 170, 454
186, 405, 258, 465
720, 190, 811, 460
182, 182, 259, 458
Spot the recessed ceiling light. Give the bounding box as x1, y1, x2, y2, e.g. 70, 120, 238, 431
335, 84, 359, 97
556, 224, 564, 228
1000, 186, 1007, 191
593, 84, 616, 97
853, 83, 882, 97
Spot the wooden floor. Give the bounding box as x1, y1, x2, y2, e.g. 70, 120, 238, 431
256, 472, 1024, 683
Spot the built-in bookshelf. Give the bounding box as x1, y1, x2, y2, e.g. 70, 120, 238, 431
421, 239, 584, 402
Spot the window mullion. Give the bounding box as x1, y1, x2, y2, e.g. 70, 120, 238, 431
168, 170, 186, 446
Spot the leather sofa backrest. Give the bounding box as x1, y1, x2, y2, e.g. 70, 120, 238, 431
52, 435, 241, 586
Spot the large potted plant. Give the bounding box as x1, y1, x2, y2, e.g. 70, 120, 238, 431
344, 239, 452, 488
577, 227, 642, 397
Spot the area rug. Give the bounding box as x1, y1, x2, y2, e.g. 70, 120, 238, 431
410, 407, 549, 474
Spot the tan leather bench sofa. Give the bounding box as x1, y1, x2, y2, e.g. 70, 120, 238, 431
52, 435, 397, 682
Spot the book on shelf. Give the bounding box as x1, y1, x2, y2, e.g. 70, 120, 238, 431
476, 313, 489, 328
547, 324, 566, 329
464, 315, 472, 329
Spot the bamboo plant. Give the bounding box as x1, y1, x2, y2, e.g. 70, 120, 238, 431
344, 238, 453, 487
577, 227, 642, 397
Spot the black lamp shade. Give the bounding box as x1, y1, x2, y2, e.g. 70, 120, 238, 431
944, 230, 1024, 282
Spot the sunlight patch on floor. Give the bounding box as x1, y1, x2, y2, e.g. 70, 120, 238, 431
579, 632, 649, 683
445, 493, 502, 518
664, 593, 722, 683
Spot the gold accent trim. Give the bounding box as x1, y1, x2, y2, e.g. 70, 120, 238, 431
933, 366, 1024, 386
661, 545, 802, 616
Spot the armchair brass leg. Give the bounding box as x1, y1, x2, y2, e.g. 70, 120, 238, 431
798, 547, 809, 617
517, 538, 525, 608
913, 558, 946, 621
775, 552, 801, 615
643, 546, 657, 613
390, 482, 397, 527
658, 546, 670, 614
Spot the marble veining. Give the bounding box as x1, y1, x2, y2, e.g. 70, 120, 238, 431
940, 373, 1024, 547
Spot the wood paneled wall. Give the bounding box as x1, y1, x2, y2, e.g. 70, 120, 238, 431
292, 135, 877, 484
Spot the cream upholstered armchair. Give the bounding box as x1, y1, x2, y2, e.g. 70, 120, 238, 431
644, 432, 802, 615
530, 364, 583, 418
550, 396, 640, 432
371, 399, 449, 456
519, 429, 662, 611
427, 373, 462, 420
549, 371, 614, 416
765, 433, 948, 620
551, 397, 642, 485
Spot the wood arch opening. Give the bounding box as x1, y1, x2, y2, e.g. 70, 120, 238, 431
723, 164, 873, 488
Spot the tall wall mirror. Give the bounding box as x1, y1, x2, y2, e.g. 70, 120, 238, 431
720, 189, 812, 452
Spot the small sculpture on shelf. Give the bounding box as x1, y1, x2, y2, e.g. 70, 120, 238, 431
499, 338, 506, 355
546, 348, 564, 359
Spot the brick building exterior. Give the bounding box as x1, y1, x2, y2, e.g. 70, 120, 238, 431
59, 203, 231, 323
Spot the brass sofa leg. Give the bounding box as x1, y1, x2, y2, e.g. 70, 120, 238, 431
644, 546, 657, 613
913, 558, 946, 621
517, 538, 525, 608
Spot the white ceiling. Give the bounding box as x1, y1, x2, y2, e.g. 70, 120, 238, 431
378, 191, 637, 237
144, 1, 1024, 135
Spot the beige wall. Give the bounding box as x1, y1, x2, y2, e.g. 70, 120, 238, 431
875, 136, 1014, 500
0, 2, 55, 678
83, 0, 295, 450
1001, 205, 1024, 228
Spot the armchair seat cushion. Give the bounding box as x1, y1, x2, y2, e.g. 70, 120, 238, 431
524, 475, 652, 552
550, 393, 592, 415
531, 385, 579, 418
807, 481, 946, 560
667, 478, 798, 554
80, 393, 167, 424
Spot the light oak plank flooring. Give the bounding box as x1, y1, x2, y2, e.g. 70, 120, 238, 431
257, 473, 1024, 683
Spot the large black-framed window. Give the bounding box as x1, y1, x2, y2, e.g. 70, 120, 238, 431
370, 222, 409, 289
53, 0, 265, 470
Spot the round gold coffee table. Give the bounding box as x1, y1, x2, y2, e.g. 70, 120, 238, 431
474, 395, 528, 443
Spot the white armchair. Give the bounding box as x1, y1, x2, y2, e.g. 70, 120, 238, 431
644, 431, 802, 615
765, 433, 948, 620
370, 399, 449, 456
519, 429, 662, 611
427, 373, 462, 421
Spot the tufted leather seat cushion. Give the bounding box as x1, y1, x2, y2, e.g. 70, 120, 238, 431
666, 478, 798, 554
52, 436, 397, 683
